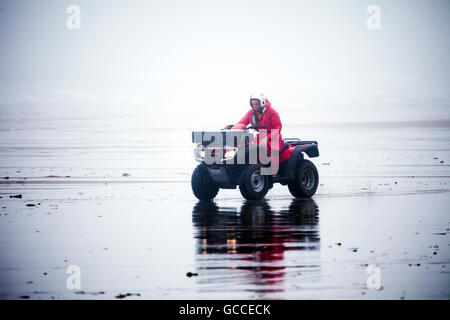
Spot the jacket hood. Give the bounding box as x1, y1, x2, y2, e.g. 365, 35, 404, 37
264, 98, 271, 110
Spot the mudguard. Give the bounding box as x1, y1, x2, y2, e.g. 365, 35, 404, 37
299, 142, 319, 158
206, 166, 236, 189
285, 143, 319, 179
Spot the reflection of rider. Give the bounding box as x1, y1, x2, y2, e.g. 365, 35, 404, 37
231, 93, 284, 153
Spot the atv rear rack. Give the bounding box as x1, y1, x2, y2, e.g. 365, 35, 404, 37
284, 138, 318, 146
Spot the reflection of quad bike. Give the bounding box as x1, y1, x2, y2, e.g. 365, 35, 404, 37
191, 126, 319, 201
192, 198, 320, 255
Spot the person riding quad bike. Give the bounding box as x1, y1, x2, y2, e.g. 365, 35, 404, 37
226, 93, 284, 156
191, 93, 319, 201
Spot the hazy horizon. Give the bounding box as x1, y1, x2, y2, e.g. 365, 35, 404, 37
0, 0, 449, 123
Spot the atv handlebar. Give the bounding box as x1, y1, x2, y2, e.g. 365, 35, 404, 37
222, 125, 267, 130
247, 125, 267, 130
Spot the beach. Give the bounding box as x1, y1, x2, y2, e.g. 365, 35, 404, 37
0, 103, 449, 299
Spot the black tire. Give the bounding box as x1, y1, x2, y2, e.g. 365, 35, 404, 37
191, 164, 219, 201
238, 165, 270, 200
288, 159, 319, 198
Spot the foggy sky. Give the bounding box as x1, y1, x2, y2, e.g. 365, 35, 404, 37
0, 0, 449, 122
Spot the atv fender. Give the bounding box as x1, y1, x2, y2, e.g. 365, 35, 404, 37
285, 143, 319, 180
206, 166, 237, 189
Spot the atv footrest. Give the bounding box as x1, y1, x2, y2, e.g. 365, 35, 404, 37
273, 176, 293, 185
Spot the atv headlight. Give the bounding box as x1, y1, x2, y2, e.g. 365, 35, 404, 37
200, 149, 205, 158
224, 148, 237, 159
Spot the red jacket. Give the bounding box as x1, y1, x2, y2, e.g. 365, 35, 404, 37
232, 98, 284, 152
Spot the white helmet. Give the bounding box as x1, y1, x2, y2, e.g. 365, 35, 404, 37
249, 93, 266, 108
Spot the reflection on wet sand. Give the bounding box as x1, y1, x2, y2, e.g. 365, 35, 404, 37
192, 199, 320, 295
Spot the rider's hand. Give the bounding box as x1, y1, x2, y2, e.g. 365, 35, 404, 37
223, 124, 233, 130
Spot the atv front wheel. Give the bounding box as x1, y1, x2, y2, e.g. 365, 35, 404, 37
288, 159, 319, 198
191, 164, 219, 201
238, 165, 270, 200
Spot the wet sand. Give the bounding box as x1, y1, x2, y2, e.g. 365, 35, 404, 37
0, 103, 449, 299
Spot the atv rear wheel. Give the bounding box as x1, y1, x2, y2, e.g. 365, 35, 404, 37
191, 164, 219, 201
238, 165, 269, 200
288, 159, 319, 198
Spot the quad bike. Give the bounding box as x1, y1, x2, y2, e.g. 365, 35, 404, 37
191, 126, 319, 201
